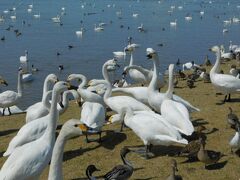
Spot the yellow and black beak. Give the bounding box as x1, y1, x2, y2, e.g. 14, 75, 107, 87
106, 116, 113, 125
79, 124, 88, 134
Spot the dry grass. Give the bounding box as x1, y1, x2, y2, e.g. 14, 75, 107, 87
1, 60, 240, 180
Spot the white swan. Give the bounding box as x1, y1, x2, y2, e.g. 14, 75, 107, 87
161, 64, 194, 135
76, 27, 84, 37
0, 69, 23, 116
109, 108, 187, 158
26, 74, 58, 123
89, 59, 151, 122
80, 101, 105, 142
94, 24, 104, 32
67, 74, 104, 105
0, 81, 68, 179
3, 89, 80, 157
220, 45, 234, 59
52, 15, 61, 23
146, 48, 199, 113
48, 119, 87, 180
170, 19, 177, 26
229, 122, 240, 152
210, 45, 240, 102
124, 44, 165, 88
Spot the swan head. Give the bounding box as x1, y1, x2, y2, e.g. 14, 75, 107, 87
53, 81, 68, 93
61, 119, 88, 138
209, 46, 220, 53
0, 76, 8, 86
47, 74, 58, 83
146, 48, 157, 59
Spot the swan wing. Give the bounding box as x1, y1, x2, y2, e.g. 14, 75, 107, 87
213, 74, 240, 90
161, 100, 194, 136
0, 138, 51, 179
4, 117, 47, 156
80, 102, 105, 129
0, 91, 18, 105
173, 94, 200, 112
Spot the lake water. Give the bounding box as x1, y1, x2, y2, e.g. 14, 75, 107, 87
0, 0, 240, 109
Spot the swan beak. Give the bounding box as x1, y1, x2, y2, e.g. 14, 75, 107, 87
146, 54, 152, 59
209, 48, 212, 51
66, 82, 72, 90
79, 124, 88, 132
107, 116, 113, 125
59, 102, 64, 109
55, 78, 59, 84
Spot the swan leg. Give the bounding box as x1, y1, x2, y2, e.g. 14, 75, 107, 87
98, 131, 102, 143
85, 133, 90, 143
120, 121, 125, 132
223, 95, 228, 102
145, 144, 153, 159
227, 94, 231, 101
8, 107, 11, 115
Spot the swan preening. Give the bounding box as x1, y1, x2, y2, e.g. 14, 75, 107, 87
210, 45, 240, 102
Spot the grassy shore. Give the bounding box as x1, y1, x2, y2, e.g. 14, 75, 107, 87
1, 60, 240, 179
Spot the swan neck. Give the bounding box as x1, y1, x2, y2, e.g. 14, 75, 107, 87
45, 88, 60, 143
48, 132, 66, 180
210, 50, 221, 75
149, 55, 159, 91
166, 65, 174, 99
79, 76, 87, 89
102, 63, 111, 83
42, 78, 52, 102
17, 71, 23, 97
103, 81, 112, 102
129, 53, 134, 66
43, 91, 52, 110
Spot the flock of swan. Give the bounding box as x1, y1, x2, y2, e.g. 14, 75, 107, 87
1, 39, 240, 179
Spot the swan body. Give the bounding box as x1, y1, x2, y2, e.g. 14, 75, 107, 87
4, 89, 79, 157
26, 74, 58, 123
122, 108, 188, 147
112, 86, 149, 105
170, 19, 177, 26
52, 15, 61, 23
76, 27, 84, 37
220, 45, 233, 59
161, 64, 194, 136
80, 102, 105, 131
94, 24, 104, 32
0, 82, 68, 179
185, 16, 192, 21
22, 73, 34, 82
0, 69, 23, 115
229, 123, 240, 151
210, 46, 240, 96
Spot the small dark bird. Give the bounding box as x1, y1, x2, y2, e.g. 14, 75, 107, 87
197, 137, 223, 168
177, 70, 186, 80
166, 159, 182, 180
187, 78, 194, 88
58, 65, 64, 71
14, 29, 19, 33
227, 107, 239, 128
176, 58, 181, 66
57, 52, 61, 56
6, 26, 11, 31
157, 43, 164, 47
86, 147, 134, 180
1, 36, 5, 41
16, 32, 22, 37
31, 65, 39, 72
68, 45, 74, 49
203, 55, 212, 66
